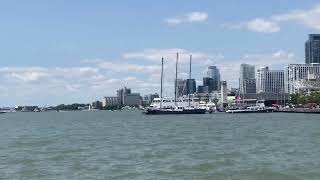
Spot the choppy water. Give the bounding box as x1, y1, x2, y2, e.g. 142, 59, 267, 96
0, 111, 320, 179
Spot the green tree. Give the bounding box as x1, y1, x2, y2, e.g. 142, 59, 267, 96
290, 93, 299, 105
297, 95, 307, 105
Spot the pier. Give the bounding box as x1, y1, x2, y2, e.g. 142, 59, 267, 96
277, 108, 320, 114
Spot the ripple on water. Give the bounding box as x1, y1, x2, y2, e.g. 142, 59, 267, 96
0, 112, 320, 179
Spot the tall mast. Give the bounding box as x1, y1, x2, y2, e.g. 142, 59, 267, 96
188, 55, 192, 107
160, 57, 164, 109
175, 52, 178, 106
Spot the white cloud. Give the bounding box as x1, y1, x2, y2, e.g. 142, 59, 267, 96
0, 49, 302, 106
165, 12, 208, 25
224, 4, 320, 33
96, 61, 161, 74
123, 48, 222, 64
247, 18, 280, 33
0, 67, 49, 82
0, 59, 172, 106
272, 5, 320, 30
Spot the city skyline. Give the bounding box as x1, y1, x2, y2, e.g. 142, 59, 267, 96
0, 1, 319, 106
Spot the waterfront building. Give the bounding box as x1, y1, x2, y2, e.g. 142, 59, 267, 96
123, 93, 141, 106
197, 85, 204, 93
239, 64, 256, 94
236, 93, 289, 106
175, 79, 196, 97
196, 91, 221, 104
175, 79, 187, 97
186, 79, 196, 95
15, 106, 39, 112
305, 34, 320, 64
92, 101, 103, 110
256, 67, 285, 94
285, 64, 320, 94
228, 88, 238, 96
103, 97, 118, 108
207, 66, 221, 91
117, 87, 141, 106
203, 77, 214, 93
242, 79, 256, 94
221, 81, 228, 106
0, 107, 14, 112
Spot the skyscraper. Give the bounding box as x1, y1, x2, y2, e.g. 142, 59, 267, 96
239, 64, 256, 94
207, 66, 220, 91
117, 87, 140, 106
176, 79, 187, 97
203, 77, 214, 93
256, 67, 285, 94
186, 79, 196, 95
305, 34, 320, 64
220, 81, 228, 105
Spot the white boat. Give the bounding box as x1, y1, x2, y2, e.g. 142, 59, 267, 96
198, 101, 217, 112
226, 100, 275, 113
149, 97, 201, 109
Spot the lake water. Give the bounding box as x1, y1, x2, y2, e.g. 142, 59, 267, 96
0, 111, 320, 179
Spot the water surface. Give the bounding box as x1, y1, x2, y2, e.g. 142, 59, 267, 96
0, 111, 319, 179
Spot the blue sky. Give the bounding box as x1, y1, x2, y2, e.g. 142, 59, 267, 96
0, 0, 319, 106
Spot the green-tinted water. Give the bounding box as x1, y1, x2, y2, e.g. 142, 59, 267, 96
0, 111, 319, 179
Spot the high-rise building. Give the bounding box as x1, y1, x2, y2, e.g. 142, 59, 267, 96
220, 81, 228, 105
242, 79, 256, 94
239, 64, 256, 93
197, 85, 204, 93
305, 34, 320, 64
203, 77, 214, 93
175, 79, 187, 97
117, 87, 140, 106
285, 64, 320, 94
186, 79, 196, 95
256, 67, 285, 94
207, 66, 221, 91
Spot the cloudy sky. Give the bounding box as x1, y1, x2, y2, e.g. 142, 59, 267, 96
0, 0, 319, 106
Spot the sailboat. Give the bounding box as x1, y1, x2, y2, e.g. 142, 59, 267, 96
144, 53, 206, 115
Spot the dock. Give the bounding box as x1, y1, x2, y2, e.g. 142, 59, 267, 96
277, 108, 320, 114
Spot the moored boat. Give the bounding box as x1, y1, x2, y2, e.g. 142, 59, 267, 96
144, 53, 206, 115
144, 97, 206, 115
226, 100, 275, 113
226, 107, 274, 113
144, 107, 206, 115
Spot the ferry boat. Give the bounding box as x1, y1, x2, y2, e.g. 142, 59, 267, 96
145, 97, 206, 115
144, 53, 206, 115
226, 100, 275, 113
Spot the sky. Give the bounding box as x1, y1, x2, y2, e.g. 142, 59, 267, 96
0, 0, 320, 106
